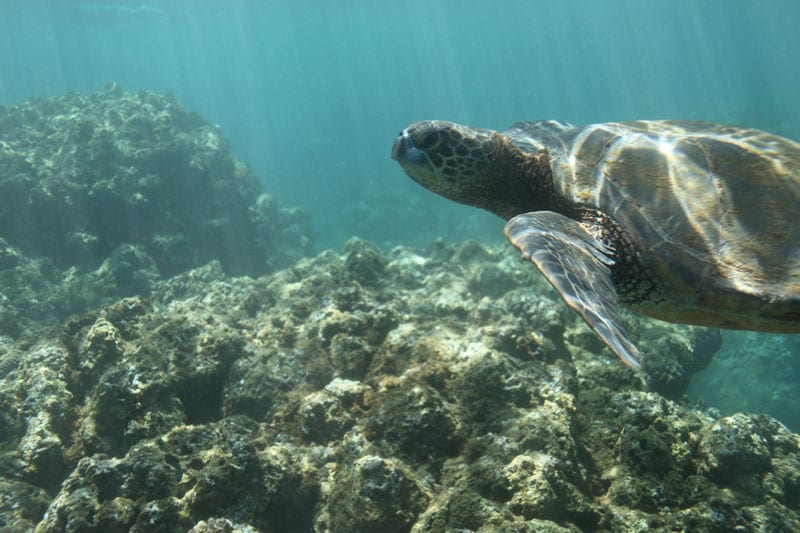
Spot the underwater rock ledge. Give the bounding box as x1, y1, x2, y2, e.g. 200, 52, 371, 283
0, 238, 797, 532
0, 86, 312, 335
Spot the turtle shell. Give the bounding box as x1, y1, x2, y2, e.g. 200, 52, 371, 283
529, 120, 800, 330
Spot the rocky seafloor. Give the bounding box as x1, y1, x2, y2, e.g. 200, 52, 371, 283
1, 88, 799, 532
0, 238, 797, 532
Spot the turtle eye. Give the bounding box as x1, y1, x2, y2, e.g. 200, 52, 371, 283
416, 130, 443, 150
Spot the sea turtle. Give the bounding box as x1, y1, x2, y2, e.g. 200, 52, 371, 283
391, 120, 800, 369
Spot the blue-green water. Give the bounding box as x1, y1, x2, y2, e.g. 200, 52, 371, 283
1, 0, 799, 427
3, 0, 799, 249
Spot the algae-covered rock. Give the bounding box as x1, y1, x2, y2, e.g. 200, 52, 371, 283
698, 413, 773, 482
0, 238, 797, 531
299, 378, 370, 443
0, 86, 312, 337
37, 419, 319, 533
0, 85, 311, 276
330, 455, 430, 533
0, 478, 50, 531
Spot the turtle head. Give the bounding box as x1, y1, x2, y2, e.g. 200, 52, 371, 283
392, 120, 541, 218
392, 120, 500, 202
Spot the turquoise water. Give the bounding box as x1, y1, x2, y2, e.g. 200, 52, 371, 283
1, 0, 799, 426
2, 0, 799, 249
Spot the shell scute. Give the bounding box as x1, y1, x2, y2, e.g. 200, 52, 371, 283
535, 120, 800, 330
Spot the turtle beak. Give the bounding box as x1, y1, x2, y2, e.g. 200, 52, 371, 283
391, 128, 428, 168
391, 129, 410, 161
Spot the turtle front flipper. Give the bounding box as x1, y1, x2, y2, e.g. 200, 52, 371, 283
504, 211, 642, 370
